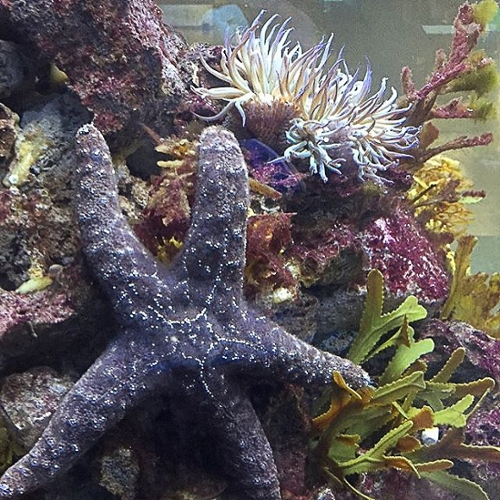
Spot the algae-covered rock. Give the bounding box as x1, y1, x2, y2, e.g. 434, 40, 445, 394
0, 367, 73, 449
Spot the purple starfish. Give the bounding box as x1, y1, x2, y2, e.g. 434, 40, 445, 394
0, 125, 369, 499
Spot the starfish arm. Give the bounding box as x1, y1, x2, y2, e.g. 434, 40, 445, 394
174, 126, 249, 314
200, 373, 281, 500
233, 314, 371, 389
75, 124, 173, 325
0, 331, 169, 499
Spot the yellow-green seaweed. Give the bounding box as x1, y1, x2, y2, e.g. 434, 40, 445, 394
447, 56, 499, 97
441, 236, 500, 338
312, 269, 499, 500
472, 0, 499, 28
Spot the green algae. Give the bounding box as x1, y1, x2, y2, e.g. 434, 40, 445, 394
312, 269, 500, 500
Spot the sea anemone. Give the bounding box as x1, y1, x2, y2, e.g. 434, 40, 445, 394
196, 11, 419, 183
195, 11, 333, 147
283, 67, 420, 181
196, 11, 332, 122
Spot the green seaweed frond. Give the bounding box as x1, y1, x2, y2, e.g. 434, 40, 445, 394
312, 269, 499, 500
441, 236, 500, 338
473, 0, 499, 28
447, 55, 499, 97
347, 269, 427, 364
468, 94, 497, 121
407, 155, 485, 241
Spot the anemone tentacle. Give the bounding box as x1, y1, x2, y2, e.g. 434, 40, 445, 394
196, 11, 419, 182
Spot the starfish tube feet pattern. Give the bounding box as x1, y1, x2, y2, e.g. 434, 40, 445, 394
0, 124, 370, 499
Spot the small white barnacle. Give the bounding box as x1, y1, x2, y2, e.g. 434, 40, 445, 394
421, 426, 440, 446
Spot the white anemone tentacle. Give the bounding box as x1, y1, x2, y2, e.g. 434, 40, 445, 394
196, 11, 419, 182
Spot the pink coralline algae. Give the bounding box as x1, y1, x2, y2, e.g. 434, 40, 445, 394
0, 288, 78, 368
401, 1, 495, 163
0, 270, 113, 367
0, 290, 73, 337
402, 5, 481, 103
467, 403, 500, 499
291, 194, 450, 306
360, 209, 450, 303
468, 406, 500, 449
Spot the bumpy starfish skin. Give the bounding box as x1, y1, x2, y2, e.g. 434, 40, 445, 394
0, 125, 370, 499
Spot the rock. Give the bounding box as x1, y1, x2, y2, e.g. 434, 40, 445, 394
0, 40, 28, 99
0, 0, 189, 140
0, 366, 73, 449
98, 445, 140, 500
